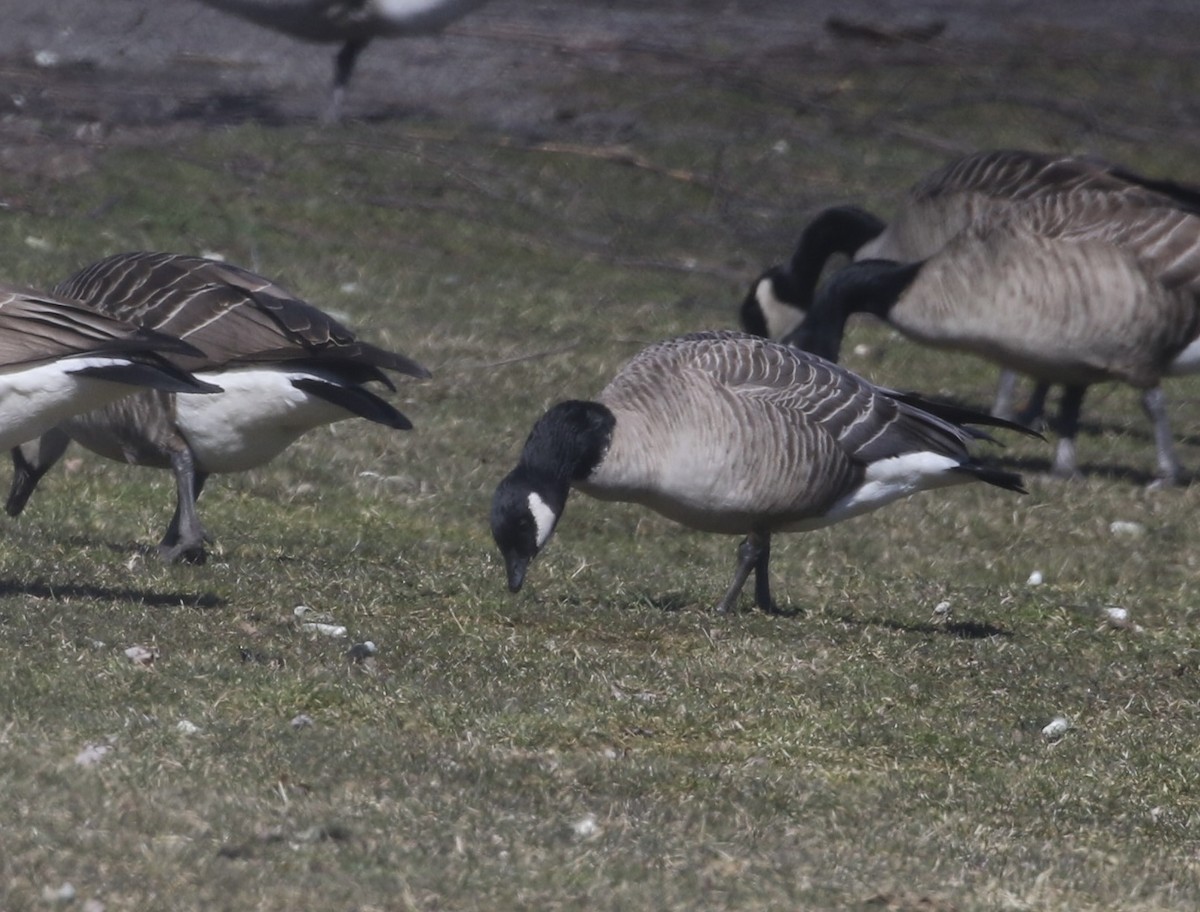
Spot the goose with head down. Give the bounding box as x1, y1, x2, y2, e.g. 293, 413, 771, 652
8, 251, 430, 563
490, 331, 1032, 614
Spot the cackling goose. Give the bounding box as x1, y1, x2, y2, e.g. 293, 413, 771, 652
8, 251, 431, 563
194, 0, 492, 122
490, 331, 1031, 614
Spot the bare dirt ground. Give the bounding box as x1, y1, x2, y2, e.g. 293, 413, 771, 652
3, 0, 1198, 154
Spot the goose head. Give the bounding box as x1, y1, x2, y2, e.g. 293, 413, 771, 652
490, 400, 614, 592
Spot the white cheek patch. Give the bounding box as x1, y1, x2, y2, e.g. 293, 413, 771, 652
756, 277, 805, 339
527, 491, 558, 549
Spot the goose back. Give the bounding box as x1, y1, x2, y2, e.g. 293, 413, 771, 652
581, 332, 1008, 534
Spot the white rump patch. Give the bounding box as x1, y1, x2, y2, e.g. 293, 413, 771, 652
528, 491, 558, 549
824, 451, 963, 523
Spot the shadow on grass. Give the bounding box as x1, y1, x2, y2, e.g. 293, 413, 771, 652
0, 578, 224, 610
993, 454, 1175, 488
837, 614, 1012, 639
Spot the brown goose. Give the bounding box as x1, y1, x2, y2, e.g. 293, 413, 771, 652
0, 284, 218, 451
8, 252, 430, 563
787, 190, 1200, 485
490, 331, 1031, 614
741, 149, 1200, 421
193, 0, 493, 122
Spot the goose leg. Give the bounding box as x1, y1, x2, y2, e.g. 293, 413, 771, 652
717, 532, 776, 614
158, 447, 209, 565
1016, 381, 1052, 429
1051, 385, 1087, 479
991, 370, 1021, 421
6, 428, 72, 517
1141, 385, 1182, 487
324, 36, 371, 124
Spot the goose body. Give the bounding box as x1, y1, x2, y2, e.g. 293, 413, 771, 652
8, 252, 430, 562
742, 149, 1200, 420
0, 285, 218, 452
490, 331, 1029, 614
788, 190, 1200, 484
194, 0, 492, 121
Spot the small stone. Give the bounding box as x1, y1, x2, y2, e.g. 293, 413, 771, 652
933, 600, 952, 617
301, 623, 347, 638
124, 645, 156, 666
41, 882, 75, 903
74, 743, 111, 767
1109, 520, 1145, 537
1042, 716, 1071, 740
571, 813, 600, 838
34, 50, 61, 68
176, 720, 200, 735
346, 641, 378, 662
291, 714, 315, 730
1026, 570, 1044, 586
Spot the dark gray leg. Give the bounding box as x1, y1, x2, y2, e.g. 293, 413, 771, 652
324, 36, 370, 124
7, 427, 72, 517
1016, 382, 1052, 429
158, 448, 209, 564
1141, 386, 1182, 487
1051, 385, 1087, 478
716, 532, 777, 614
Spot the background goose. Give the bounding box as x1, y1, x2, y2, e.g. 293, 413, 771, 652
787, 190, 1200, 485
8, 252, 431, 563
490, 331, 1031, 614
0, 284, 219, 452
741, 149, 1200, 421
193, 0, 492, 122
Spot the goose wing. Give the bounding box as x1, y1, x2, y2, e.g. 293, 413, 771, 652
0, 284, 202, 367
54, 252, 429, 380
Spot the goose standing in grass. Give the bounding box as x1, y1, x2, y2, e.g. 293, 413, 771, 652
193, 0, 493, 122
785, 189, 1200, 486
490, 331, 1031, 614
0, 285, 219, 451
8, 252, 431, 563
741, 149, 1200, 421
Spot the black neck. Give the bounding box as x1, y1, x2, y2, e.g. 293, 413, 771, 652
788, 205, 887, 306
785, 259, 922, 362
519, 400, 614, 485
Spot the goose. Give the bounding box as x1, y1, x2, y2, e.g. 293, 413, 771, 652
193, 0, 493, 122
8, 252, 431, 563
785, 189, 1200, 485
741, 149, 1200, 421
0, 284, 219, 451
490, 331, 1031, 615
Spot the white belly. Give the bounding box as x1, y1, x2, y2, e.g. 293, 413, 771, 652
174, 367, 355, 473
1167, 332, 1200, 376
0, 357, 144, 451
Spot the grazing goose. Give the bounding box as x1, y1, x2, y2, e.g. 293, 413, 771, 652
786, 190, 1200, 485
193, 0, 492, 122
490, 331, 1031, 614
741, 149, 1200, 421
0, 284, 219, 451
8, 252, 431, 563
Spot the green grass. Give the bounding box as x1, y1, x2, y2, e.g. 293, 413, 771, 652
2, 20, 1200, 912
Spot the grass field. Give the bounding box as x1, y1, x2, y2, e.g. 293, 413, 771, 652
2, 13, 1200, 911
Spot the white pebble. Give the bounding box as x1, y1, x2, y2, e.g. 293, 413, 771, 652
176, 720, 200, 735
124, 645, 156, 666
1026, 570, 1044, 586
1102, 605, 1144, 633
1042, 716, 1071, 739
933, 600, 951, 617
24, 235, 52, 251
34, 50, 61, 68
852, 343, 872, 357
1109, 520, 1145, 537
41, 882, 75, 903
301, 623, 347, 638
291, 714, 315, 730
340, 282, 360, 294
74, 743, 111, 768
571, 813, 600, 838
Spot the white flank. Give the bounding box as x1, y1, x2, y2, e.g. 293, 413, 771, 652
527, 491, 558, 549
1166, 333, 1200, 375
175, 367, 359, 473
823, 451, 963, 523
0, 357, 150, 451
376, 0, 488, 30
755, 277, 805, 339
